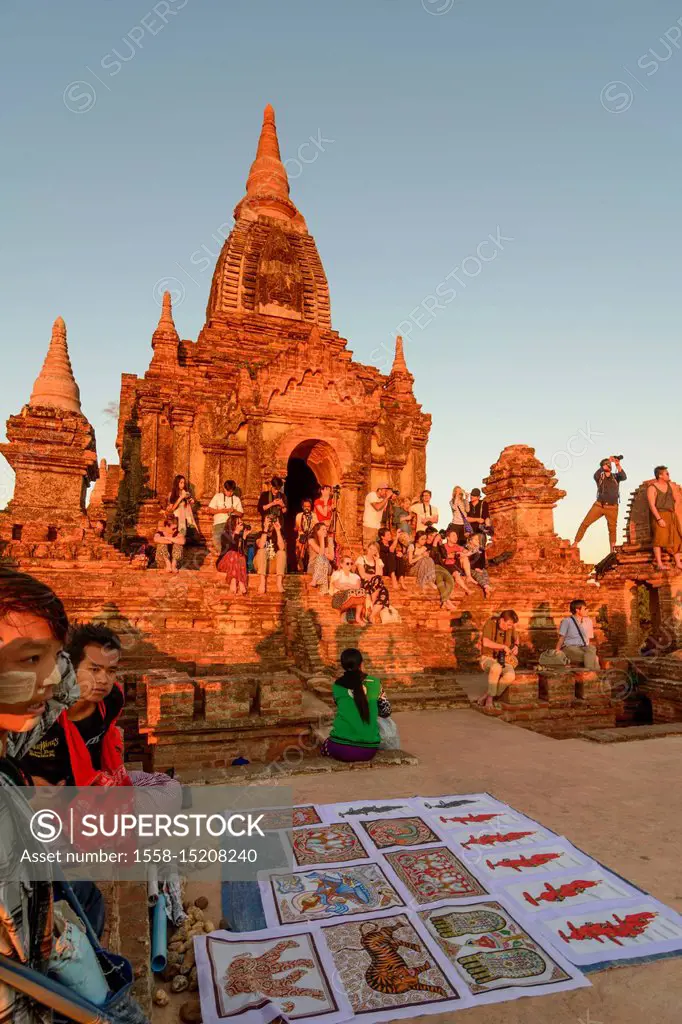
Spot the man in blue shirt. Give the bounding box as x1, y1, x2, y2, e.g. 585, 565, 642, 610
555, 599, 599, 670
574, 456, 627, 553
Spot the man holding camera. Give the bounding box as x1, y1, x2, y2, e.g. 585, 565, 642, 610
363, 484, 391, 548
208, 479, 243, 553
574, 456, 627, 552
258, 475, 288, 530
410, 489, 439, 532
479, 610, 520, 709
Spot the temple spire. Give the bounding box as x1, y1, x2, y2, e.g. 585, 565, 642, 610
245, 104, 290, 202
385, 335, 415, 396
234, 105, 303, 224
391, 335, 409, 375
152, 291, 180, 347
29, 317, 82, 413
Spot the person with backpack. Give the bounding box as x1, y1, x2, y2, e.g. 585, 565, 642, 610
555, 599, 599, 670
320, 648, 392, 762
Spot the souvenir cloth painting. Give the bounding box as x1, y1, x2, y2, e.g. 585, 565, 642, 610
290, 823, 370, 866
359, 816, 441, 850
261, 864, 405, 927
417, 898, 589, 1005
321, 911, 460, 1021
194, 925, 352, 1024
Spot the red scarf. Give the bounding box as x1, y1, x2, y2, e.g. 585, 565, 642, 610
60, 685, 132, 787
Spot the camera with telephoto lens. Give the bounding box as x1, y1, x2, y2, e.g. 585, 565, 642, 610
494, 650, 506, 667
332, 484, 341, 498
242, 523, 252, 533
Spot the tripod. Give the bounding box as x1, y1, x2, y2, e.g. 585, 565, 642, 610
328, 489, 351, 555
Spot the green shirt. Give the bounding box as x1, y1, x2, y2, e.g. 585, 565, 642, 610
330, 675, 381, 748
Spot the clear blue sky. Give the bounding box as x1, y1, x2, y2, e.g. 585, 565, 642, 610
2, 0, 681, 562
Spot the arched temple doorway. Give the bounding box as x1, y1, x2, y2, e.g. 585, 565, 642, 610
284, 439, 341, 568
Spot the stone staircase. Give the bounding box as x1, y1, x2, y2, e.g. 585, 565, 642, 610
286, 576, 470, 711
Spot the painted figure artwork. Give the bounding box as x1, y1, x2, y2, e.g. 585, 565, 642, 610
455, 828, 546, 852
478, 844, 588, 878
269, 864, 404, 924
384, 846, 488, 903
360, 816, 440, 849
544, 902, 682, 959
291, 823, 369, 866
419, 900, 573, 996
435, 810, 531, 830
324, 913, 459, 1014
205, 932, 339, 1019
504, 869, 637, 914
259, 806, 322, 832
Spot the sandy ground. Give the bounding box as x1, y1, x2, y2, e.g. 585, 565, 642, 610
154, 708, 682, 1023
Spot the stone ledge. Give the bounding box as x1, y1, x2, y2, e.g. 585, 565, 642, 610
579, 723, 682, 743
174, 749, 419, 784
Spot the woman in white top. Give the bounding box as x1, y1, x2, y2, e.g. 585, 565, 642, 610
449, 485, 470, 544
167, 475, 197, 535
330, 555, 368, 625
407, 530, 438, 590
356, 541, 390, 622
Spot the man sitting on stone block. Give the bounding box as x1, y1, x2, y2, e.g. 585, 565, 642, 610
555, 599, 599, 670
478, 610, 519, 709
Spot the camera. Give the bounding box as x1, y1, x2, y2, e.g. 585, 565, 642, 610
332, 484, 341, 498
613, 455, 624, 461
242, 523, 252, 533
494, 650, 506, 667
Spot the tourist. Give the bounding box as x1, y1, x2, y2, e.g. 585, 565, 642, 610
153, 514, 185, 572
313, 483, 334, 526
208, 479, 243, 553
441, 526, 477, 595
378, 527, 407, 590
449, 485, 470, 543
295, 498, 316, 571
479, 609, 520, 709
392, 494, 414, 539
647, 466, 682, 571
217, 515, 248, 595
329, 555, 368, 625
465, 533, 492, 598
574, 456, 627, 553
307, 522, 335, 594
167, 473, 197, 536
0, 569, 149, 1024
466, 488, 492, 541
424, 527, 459, 609
258, 475, 288, 530
407, 530, 438, 590
320, 648, 392, 763
356, 541, 391, 622
254, 520, 287, 593
362, 484, 391, 548
410, 489, 439, 532
555, 599, 599, 669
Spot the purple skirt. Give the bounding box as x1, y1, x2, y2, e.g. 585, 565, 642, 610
321, 739, 378, 762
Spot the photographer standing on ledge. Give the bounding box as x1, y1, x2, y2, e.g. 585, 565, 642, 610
478, 610, 519, 710
574, 456, 626, 553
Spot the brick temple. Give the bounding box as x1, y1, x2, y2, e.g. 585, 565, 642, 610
1, 105, 681, 766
